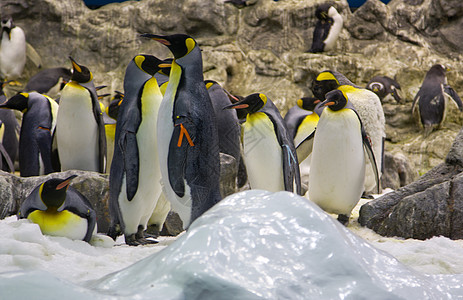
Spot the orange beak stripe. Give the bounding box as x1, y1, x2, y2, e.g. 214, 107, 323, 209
323, 101, 335, 106
231, 104, 249, 109
56, 179, 72, 190
154, 38, 171, 46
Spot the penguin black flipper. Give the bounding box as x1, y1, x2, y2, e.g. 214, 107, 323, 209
50, 128, 61, 173
89, 87, 107, 173
309, 20, 331, 53
36, 126, 54, 174
18, 185, 47, 219
361, 127, 380, 194
0, 141, 14, 172
118, 129, 140, 201
444, 85, 463, 111
295, 130, 315, 163
59, 186, 97, 243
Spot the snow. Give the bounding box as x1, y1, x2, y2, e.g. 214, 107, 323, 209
1, 189, 463, 299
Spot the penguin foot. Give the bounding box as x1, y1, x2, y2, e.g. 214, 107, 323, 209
337, 214, 350, 226
124, 234, 159, 246
107, 224, 121, 241
361, 193, 375, 199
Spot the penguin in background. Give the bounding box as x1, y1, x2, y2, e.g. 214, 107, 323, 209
18, 175, 97, 243
0, 16, 26, 82
141, 33, 222, 230
0, 120, 14, 172
225, 93, 302, 195
205, 79, 242, 193
366, 75, 402, 103
108, 55, 169, 245
24, 67, 72, 98
0, 80, 19, 170
312, 70, 385, 195
308, 89, 379, 225
55, 57, 106, 173
308, 3, 343, 53
411, 64, 463, 137
0, 92, 59, 177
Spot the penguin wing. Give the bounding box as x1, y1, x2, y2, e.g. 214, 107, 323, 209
444, 85, 463, 111
168, 116, 196, 198
90, 89, 107, 173
26, 42, 42, 68
295, 130, 315, 163
411, 93, 420, 116
309, 20, 331, 53
50, 128, 61, 172
36, 127, 54, 174
62, 187, 97, 242
118, 129, 140, 201
18, 186, 47, 219
361, 128, 380, 194
0, 142, 14, 172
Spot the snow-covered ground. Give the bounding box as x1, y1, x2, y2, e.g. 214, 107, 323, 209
1, 189, 463, 298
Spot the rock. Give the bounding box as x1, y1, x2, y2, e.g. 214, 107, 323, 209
359, 127, 463, 239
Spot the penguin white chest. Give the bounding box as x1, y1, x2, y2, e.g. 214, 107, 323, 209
0, 27, 26, 79
308, 108, 365, 215
323, 8, 343, 51
243, 112, 284, 192
56, 82, 99, 172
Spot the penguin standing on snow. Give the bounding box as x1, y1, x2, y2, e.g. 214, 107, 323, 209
366, 75, 402, 103
308, 89, 379, 225
312, 70, 384, 195
55, 57, 106, 173
141, 33, 222, 229
108, 55, 167, 245
308, 4, 343, 53
225, 93, 302, 195
0, 92, 59, 177
0, 16, 26, 81
18, 175, 97, 243
412, 64, 463, 137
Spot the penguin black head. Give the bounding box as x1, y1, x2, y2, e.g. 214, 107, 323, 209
69, 57, 93, 84
133, 55, 166, 76
315, 3, 334, 20
297, 97, 321, 111
312, 71, 340, 100
223, 93, 267, 116
321, 89, 349, 111
107, 91, 124, 120
141, 33, 197, 59
40, 175, 77, 210
0, 93, 29, 112
426, 64, 447, 81
1, 17, 13, 37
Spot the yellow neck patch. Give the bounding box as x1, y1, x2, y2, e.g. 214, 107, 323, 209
316, 72, 338, 83
185, 38, 196, 55
337, 85, 357, 93
205, 82, 213, 90
297, 99, 303, 109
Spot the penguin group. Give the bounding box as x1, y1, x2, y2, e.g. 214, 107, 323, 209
1, 0, 462, 245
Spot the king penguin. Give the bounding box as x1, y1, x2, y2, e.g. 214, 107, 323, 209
55, 57, 106, 173
308, 89, 379, 225
366, 75, 402, 103
0, 16, 26, 81
141, 33, 222, 230
108, 55, 167, 245
411, 64, 463, 137
18, 175, 97, 243
312, 70, 384, 195
308, 4, 343, 53
0, 81, 19, 171
225, 93, 302, 195
0, 120, 14, 172
0, 92, 59, 177
25, 67, 72, 98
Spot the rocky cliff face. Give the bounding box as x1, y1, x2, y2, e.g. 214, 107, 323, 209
2, 0, 463, 181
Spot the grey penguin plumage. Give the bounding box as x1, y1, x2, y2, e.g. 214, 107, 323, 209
0, 92, 59, 177
225, 93, 302, 195
0, 82, 19, 171
25, 67, 72, 98
366, 75, 402, 103
55, 57, 106, 173
308, 4, 343, 53
18, 175, 97, 243
0, 120, 14, 172
108, 55, 167, 245
411, 64, 463, 137
308, 89, 380, 225
142, 33, 222, 229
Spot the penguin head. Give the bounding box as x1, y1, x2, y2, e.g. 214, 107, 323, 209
39, 175, 78, 210
107, 91, 124, 120
141, 33, 197, 60
312, 71, 340, 100
297, 97, 321, 111
0, 93, 29, 112
315, 4, 333, 20
69, 57, 93, 84
223, 93, 267, 117
426, 64, 447, 80
320, 89, 350, 112
133, 55, 166, 76
1, 17, 13, 37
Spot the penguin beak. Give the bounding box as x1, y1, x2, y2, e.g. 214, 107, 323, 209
140, 33, 171, 45
56, 175, 78, 191
158, 63, 171, 68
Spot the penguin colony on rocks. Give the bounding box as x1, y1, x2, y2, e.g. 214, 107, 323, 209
0, 1, 461, 244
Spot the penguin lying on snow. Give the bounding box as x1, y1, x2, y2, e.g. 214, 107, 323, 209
141, 33, 222, 230
55, 57, 106, 173
108, 55, 168, 245
308, 89, 380, 225
18, 175, 97, 243
312, 70, 384, 195
366, 75, 402, 103
308, 4, 343, 53
411, 64, 463, 137
0, 92, 59, 177
225, 93, 302, 195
